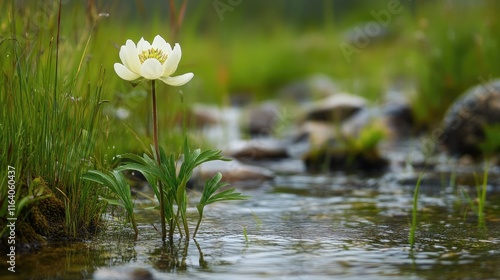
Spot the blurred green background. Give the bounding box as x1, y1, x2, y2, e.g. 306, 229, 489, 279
62, 0, 500, 126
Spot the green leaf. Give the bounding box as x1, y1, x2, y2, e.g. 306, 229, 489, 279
193, 172, 250, 238
82, 170, 119, 193
15, 194, 52, 217
101, 198, 123, 207
82, 169, 136, 235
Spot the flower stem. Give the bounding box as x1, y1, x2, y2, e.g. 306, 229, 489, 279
152, 80, 167, 241
193, 208, 203, 238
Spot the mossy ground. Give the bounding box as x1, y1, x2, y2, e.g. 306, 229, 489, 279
0, 179, 99, 251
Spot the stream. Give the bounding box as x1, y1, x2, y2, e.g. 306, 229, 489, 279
2, 142, 500, 279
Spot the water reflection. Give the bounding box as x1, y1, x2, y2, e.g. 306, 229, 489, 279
148, 239, 210, 272
149, 239, 190, 272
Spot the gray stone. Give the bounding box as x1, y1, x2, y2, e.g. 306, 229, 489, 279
94, 266, 155, 280
304, 93, 367, 122
381, 102, 413, 139
245, 102, 281, 137
341, 103, 413, 140
191, 159, 274, 186
286, 120, 388, 172
303, 145, 388, 172
286, 121, 336, 159
223, 138, 288, 159
190, 104, 224, 127
442, 79, 500, 156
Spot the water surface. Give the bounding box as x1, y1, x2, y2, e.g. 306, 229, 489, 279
3, 161, 500, 279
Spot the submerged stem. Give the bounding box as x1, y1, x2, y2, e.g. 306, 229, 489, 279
193, 208, 203, 238
410, 173, 423, 249
131, 215, 138, 241
174, 207, 183, 239
168, 218, 175, 242
152, 80, 167, 241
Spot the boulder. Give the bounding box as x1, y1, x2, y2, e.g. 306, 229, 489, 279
223, 138, 288, 159
441, 79, 500, 156
191, 158, 274, 187
303, 144, 388, 173
286, 120, 388, 172
190, 104, 224, 127
380, 102, 414, 139
304, 93, 367, 122
341, 103, 413, 140
285, 121, 336, 159
244, 102, 281, 137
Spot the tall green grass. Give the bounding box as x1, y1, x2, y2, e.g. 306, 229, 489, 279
0, 1, 109, 237
460, 167, 489, 229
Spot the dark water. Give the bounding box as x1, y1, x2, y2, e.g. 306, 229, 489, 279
2, 157, 500, 279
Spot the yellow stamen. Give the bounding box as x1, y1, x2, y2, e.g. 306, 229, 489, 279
138, 48, 168, 64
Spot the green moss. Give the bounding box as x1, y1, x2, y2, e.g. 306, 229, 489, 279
303, 122, 387, 172
28, 182, 66, 238
1, 178, 72, 249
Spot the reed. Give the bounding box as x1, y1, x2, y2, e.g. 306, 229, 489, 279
0, 1, 109, 238
409, 173, 423, 249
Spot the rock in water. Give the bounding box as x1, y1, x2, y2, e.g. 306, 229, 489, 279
245, 102, 281, 137
289, 121, 388, 172
341, 103, 413, 140
190, 159, 274, 188
305, 93, 367, 122
302, 137, 388, 173
223, 138, 288, 159
94, 266, 155, 280
442, 79, 500, 156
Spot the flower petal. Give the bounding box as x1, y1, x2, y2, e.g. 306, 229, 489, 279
119, 45, 127, 64
136, 37, 151, 53
163, 43, 182, 76
152, 35, 172, 53
123, 40, 141, 73
140, 58, 164, 80
159, 72, 194, 86
114, 63, 141, 81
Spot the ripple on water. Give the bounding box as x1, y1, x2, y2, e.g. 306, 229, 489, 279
5, 168, 500, 280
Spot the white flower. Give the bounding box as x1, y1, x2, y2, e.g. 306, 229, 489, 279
114, 35, 194, 86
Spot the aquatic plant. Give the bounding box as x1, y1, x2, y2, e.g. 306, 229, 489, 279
82, 170, 139, 239
114, 34, 193, 240
475, 167, 488, 229
457, 165, 489, 230
409, 173, 423, 249
479, 124, 500, 156
85, 35, 248, 242
193, 172, 250, 238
